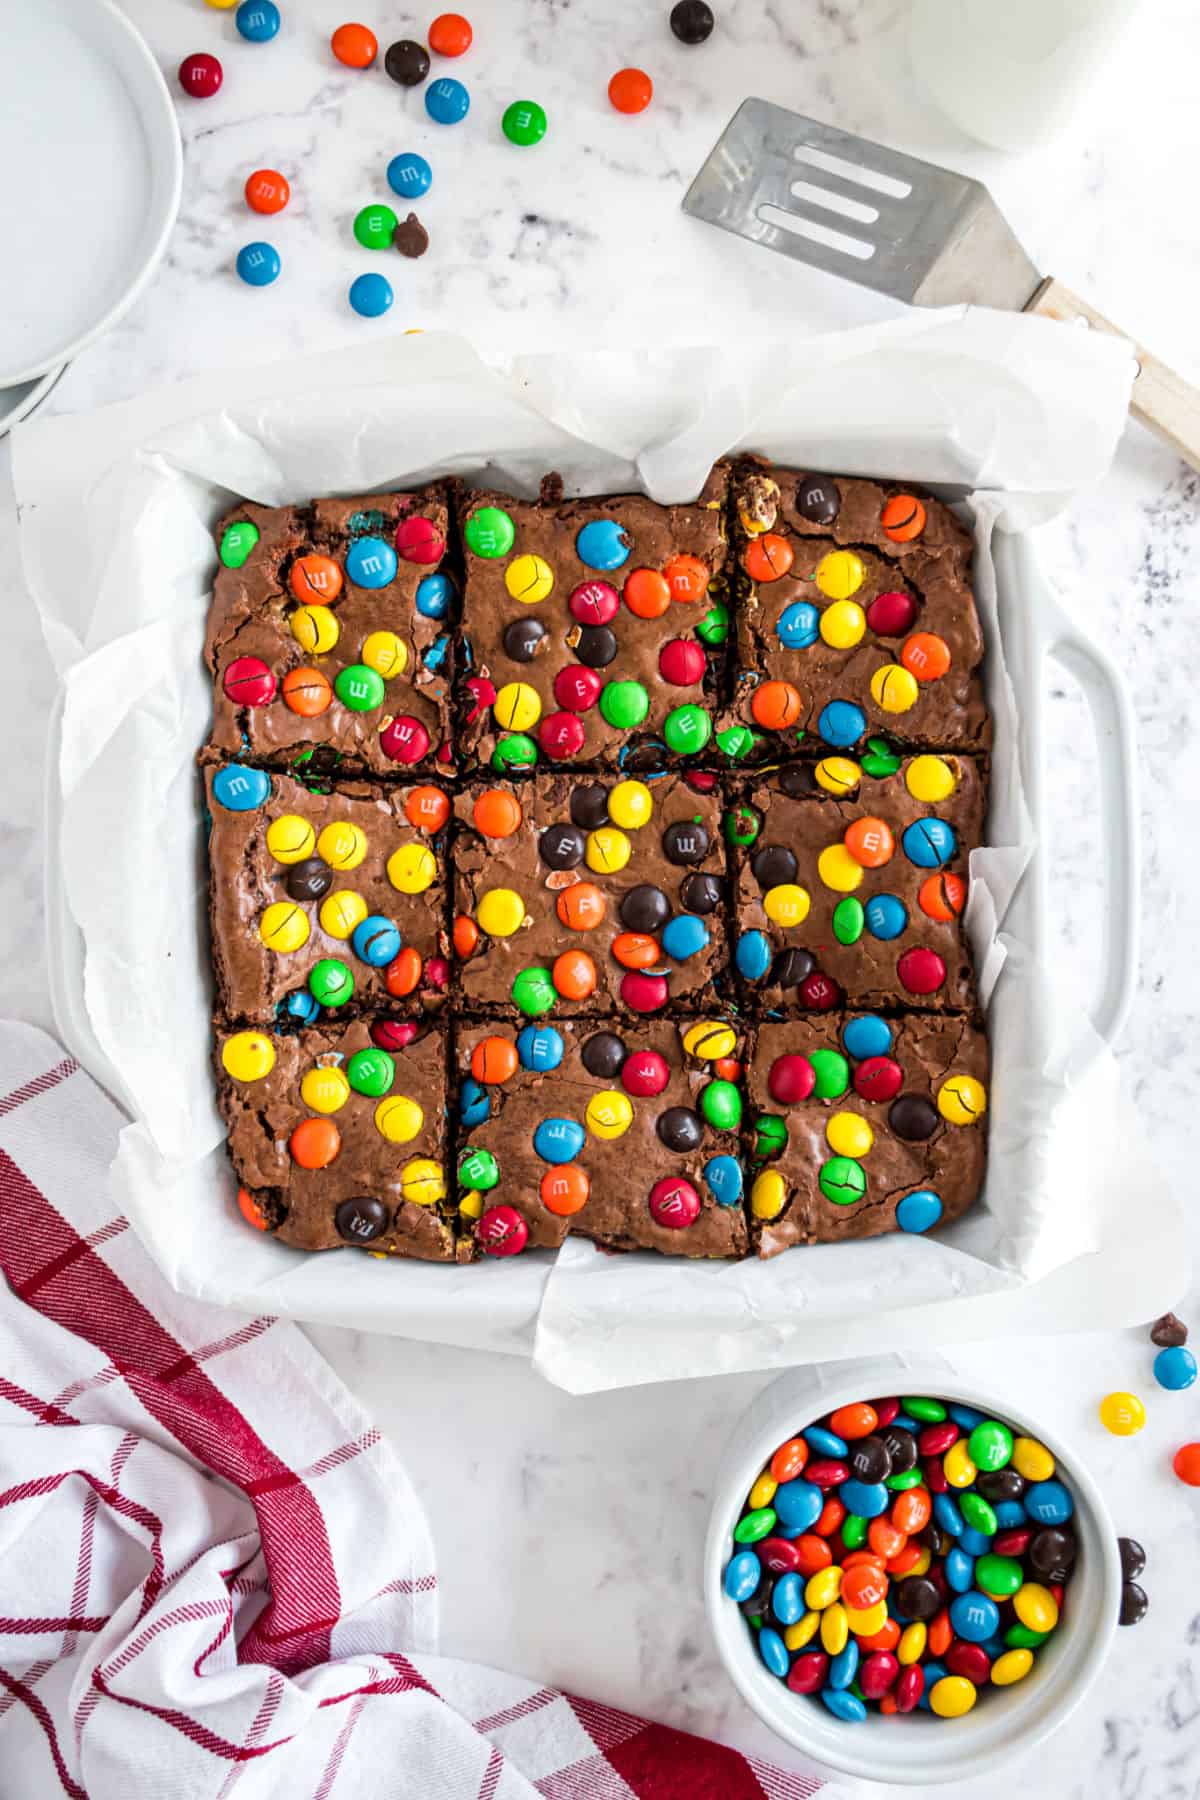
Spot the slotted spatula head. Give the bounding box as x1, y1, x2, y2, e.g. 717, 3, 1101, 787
683, 100, 1043, 312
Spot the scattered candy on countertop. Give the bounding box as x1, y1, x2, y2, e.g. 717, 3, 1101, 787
388, 152, 433, 199
429, 12, 473, 55
348, 272, 394, 317
354, 204, 398, 250
395, 213, 430, 258
1117, 1537, 1148, 1626
1150, 1310, 1188, 1347
609, 68, 654, 114
670, 0, 715, 43
387, 38, 432, 85
179, 52, 223, 98
723, 1394, 1088, 1721
503, 99, 548, 145
245, 168, 289, 213
236, 242, 281, 286
426, 75, 471, 121
236, 0, 280, 43
1173, 1443, 1200, 1486
1099, 1391, 1146, 1436
1153, 1345, 1197, 1390
331, 22, 378, 67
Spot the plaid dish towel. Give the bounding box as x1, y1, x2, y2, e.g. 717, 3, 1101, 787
0, 1023, 821, 1799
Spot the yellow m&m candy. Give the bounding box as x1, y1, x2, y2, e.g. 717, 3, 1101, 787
375, 1095, 424, 1143
266, 815, 316, 865
819, 599, 866, 650
290, 604, 339, 655
504, 553, 554, 603
991, 1649, 1034, 1686
1011, 1437, 1055, 1482
259, 902, 310, 953
608, 780, 653, 830
221, 1031, 276, 1082
897, 1622, 926, 1665
387, 842, 437, 893
402, 1158, 446, 1205
826, 1112, 873, 1158
870, 664, 920, 714
585, 827, 631, 873
1013, 1583, 1059, 1633
319, 890, 368, 939
748, 1472, 777, 1510
943, 1439, 977, 1488
683, 1020, 736, 1060
805, 1566, 841, 1610
930, 1676, 977, 1718
815, 757, 861, 797
820, 1602, 849, 1655
301, 1066, 350, 1113
494, 681, 541, 731
763, 883, 810, 927
458, 1188, 484, 1220
585, 1090, 633, 1140
814, 550, 864, 600
783, 1613, 820, 1652
477, 888, 526, 936
906, 754, 957, 803
317, 821, 368, 871
751, 1169, 786, 1220
937, 1074, 987, 1125
817, 844, 863, 893
1099, 1391, 1146, 1435
361, 630, 408, 679
844, 1600, 888, 1638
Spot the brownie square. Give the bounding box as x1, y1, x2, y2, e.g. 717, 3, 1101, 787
454, 1016, 748, 1258
746, 1013, 989, 1257
456, 465, 729, 772
216, 1016, 459, 1260
452, 772, 728, 1016
723, 466, 989, 762
205, 764, 449, 1024
205, 489, 453, 775
731, 752, 985, 1013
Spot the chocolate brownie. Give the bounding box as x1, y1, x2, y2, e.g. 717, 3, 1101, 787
457, 465, 729, 772
205, 764, 449, 1024
746, 1013, 989, 1256
452, 773, 728, 1016
730, 751, 985, 1012
454, 1016, 748, 1257
206, 489, 453, 775
217, 1016, 459, 1259
722, 466, 989, 762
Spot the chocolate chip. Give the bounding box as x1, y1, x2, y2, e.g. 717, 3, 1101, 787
1118, 1536, 1146, 1580
752, 844, 798, 888
335, 1197, 390, 1242
538, 823, 586, 869
286, 857, 333, 901
772, 948, 815, 989
657, 1106, 703, 1152
394, 211, 429, 258
581, 1031, 626, 1078
680, 871, 722, 914
888, 1094, 939, 1140
503, 617, 546, 662
1150, 1311, 1188, 1347
384, 38, 430, 84
620, 884, 671, 932
779, 763, 822, 798
570, 784, 610, 830
895, 1575, 940, 1621
662, 820, 709, 865
574, 624, 618, 668
794, 474, 840, 525
1119, 1581, 1148, 1626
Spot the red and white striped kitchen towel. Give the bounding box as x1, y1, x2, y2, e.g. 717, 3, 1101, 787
0, 1023, 819, 1799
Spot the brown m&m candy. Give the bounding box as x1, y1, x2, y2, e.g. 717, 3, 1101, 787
794, 475, 840, 525
385, 38, 431, 84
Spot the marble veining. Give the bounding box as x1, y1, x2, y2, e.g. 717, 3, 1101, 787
2, 1, 1198, 1793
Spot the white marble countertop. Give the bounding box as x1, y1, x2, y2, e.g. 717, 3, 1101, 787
4, 1, 1200, 1793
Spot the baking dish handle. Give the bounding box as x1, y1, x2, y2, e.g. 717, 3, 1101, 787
1043, 602, 1140, 1063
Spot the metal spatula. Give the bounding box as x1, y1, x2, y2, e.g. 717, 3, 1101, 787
683, 100, 1199, 471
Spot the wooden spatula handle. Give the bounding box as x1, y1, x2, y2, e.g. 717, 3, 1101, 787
1025, 276, 1200, 472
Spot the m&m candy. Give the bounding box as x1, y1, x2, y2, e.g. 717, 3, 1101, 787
349, 273, 394, 317
502, 99, 547, 145
387, 39, 432, 85
236, 243, 281, 286
179, 53, 223, 98
426, 76, 470, 121
388, 153, 433, 199
429, 13, 473, 54
245, 169, 289, 213
331, 22, 378, 66
608, 68, 653, 113
236, 1, 280, 42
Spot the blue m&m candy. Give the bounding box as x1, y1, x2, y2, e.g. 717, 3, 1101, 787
212, 765, 271, 811
774, 1478, 823, 1532
236, 241, 281, 286
822, 1690, 867, 1723
804, 1425, 847, 1458
575, 518, 630, 570
945, 1547, 975, 1592
772, 1571, 804, 1626
533, 1117, 586, 1164
346, 537, 398, 588
351, 916, 402, 966
896, 1189, 943, 1234
416, 572, 453, 618
902, 818, 958, 868
933, 1492, 964, 1537
865, 894, 907, 940
759, 1628, 789, 1678
949, 1592, 1000, 1643
349, 272, 394, 317
1154, 1345, 1197, 1390
840, 1479, 888, 1518
517, 1024, 564, 1071
1024, 1480, 1073, 1525
817, 699, 865, 748
735, 930, 771, 980
724, 1550, 761, 1602
236, 0, 280, 40
662, 914, 709, 961
704, 1154, 743, 1208
283, 988, 320, 1025
388, 152, 432, 198
460, 1077, 491, 1127
776, 601, 819, 649
426, 77, 470, 123
842, 1014, 892, 1061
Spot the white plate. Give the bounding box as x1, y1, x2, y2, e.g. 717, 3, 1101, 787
0, 364, 67, 438
0, 0, 182, 385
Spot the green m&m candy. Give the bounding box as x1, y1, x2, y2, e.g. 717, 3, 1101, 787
734, 1506, 776, 1544
861, 736, 902, 778
841, 1513, 868, 1549
969, 1420, 1014, 1471
959, 1490, 998, 1535
309, 959, 355, 1008
599, 679, 649, 731
833, 896, 864, 945
819, 1156, 866, 1206
220, 520, 259, 568
663, 704, 712, 755
975, 1553, 1023, 1597
701, 1078, 741, 1131
459, 1147, 499, 1190
346, 1048, 395, 1097
902, 1396, 947, 1422
502, 99, 548, 146
354, 203, 398, 249
886, 1469, 923, 1491
696, 601, 729, 646
465, 506, 515, 558
492, 733, 538, 773
716, 724, 757, 761
512, 965, 557, 1016
724, 804, 760, 847
334, 664, 386, 712
754, 1113, 788, 1160
1005, 1623, 1050, 1650
810, 1048, 850, 1099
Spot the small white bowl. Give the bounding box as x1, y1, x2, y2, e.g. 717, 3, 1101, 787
705, 1356, 1121, 1786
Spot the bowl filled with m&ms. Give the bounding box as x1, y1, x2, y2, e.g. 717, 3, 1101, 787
706, 1362, 1122, 1783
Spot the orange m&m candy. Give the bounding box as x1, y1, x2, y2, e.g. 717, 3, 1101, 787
608, 67, 653, 113
919, 872, 966, 921
770, 1437, 808, 1483
841, 1550, 886, 1573
405, 786, 450, 832
245, 169, 290, 214
290, 1117, 341, 1169
282, 667, 332, 716
868, 1517, 906, 1560
612, 931, 660, 969
844, 817, 894, 869
623, 567, 671, 619
556, 882, 606, 931
881, 494, 926, 542
453, 914, 480, 958
331, 21, 378, 67
841, 1563, 888, 1611
1173, 1443, 1200, 1486
857, 1619, 901, 1655
664, 553, 710, 602
792, 1534, 832, 1575
814, 1495, 845, 1537
751, 680, 802, 730
471, 1036, 519, 1083
385, 946, 423, 997
892, 1486, 931, 1534
428, 12, 473, 55
743, 533, 794, 583
830, 1402, 878, 1439
473, 788, 523, 838
237, 1187, 269, 1231
886, 1541, 924, 1576
290, 554, 343, 602
541, 1163, 590, 1216
928, 1609, 952, 1657
714, 1056, 742, 1082
553, 950, 597, 1000
901, 632, 950, 682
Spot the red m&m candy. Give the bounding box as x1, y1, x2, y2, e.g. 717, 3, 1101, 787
179, 53, 223, 99
224, 656, 276, 706
897, 948, 946, 995
476, 1204, 528, 1255
539, 712, 586, 757
396, 516, 445, 563
621, 1049, 670, 1096
553, 666, 603, 712
799, 971, 841, 1010
866, 591, 918, 637
768, 1054, 815, 1104
380, 716, 431, 763
648, 1176, 699, 1229
659, 639, 707, 685
853, 1056, 903, 1102
621, 971, 669, 1014
570, 580, 620, 625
